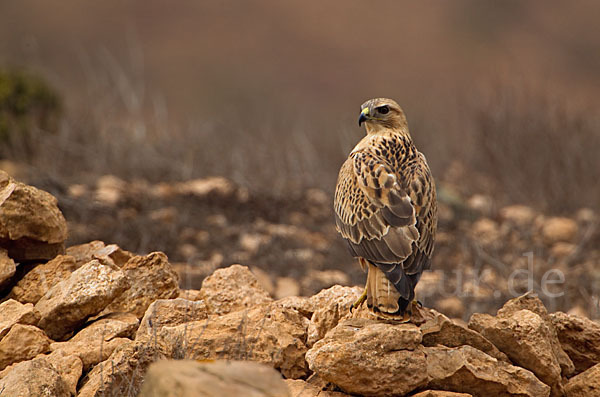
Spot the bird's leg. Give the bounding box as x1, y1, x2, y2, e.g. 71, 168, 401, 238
350, 287, 368, 313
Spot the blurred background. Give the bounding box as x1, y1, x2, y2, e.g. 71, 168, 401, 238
0, 0, 598, 319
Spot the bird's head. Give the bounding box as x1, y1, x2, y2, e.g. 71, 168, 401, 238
358, 98, 408, 134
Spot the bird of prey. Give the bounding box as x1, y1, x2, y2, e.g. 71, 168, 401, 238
334, 98, 437, 320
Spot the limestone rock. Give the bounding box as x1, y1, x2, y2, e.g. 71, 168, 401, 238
139, 360, 290, 397
564, 363, 600, 397
542, 217, 578, 244
200, 264, 272, 315
284, 379, 349, 397
496, 292, 575, 377
550, 311, 600, 374
156, 302, 309, 379
0, 248, 15, 289
413, 391, 473, 397
469, 310, 563, 396
39, 349, 83, 396
499, 205, 536, 227
35, 259, 129, 340
99, 252, 179, 319
136, 298, 208, 341
66, 240, 133, 267
306, 318, 427, 396
50, 312, 139, 370
0, 299, 39, 339
275, 276, 301, 299
425, 345, 550, 397
77, 340, 161, 397
178, 288, 203, 301
420, 310, 508, 362
276, 295, 313, 318
0, 354, 71, 397
306, 285, 362, 346
0, 171, 67, 261
9, 254, 77, 304
0, 324, 51, 370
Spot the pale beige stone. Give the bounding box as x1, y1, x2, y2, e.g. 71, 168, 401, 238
469, 310, 564, 396
0, 324, 51, 370
100, 252, 179, 318
200, 264, 272, 315
425, 345, 550, 397
35, 259, 129, 340
0, 248, 15, 289
139, 360, 290, 397
156, 302, 309, 379
50, 312, 138, 370
420, 310, 508, 362
542, 217, 578, 244
550, 311, 600, 374
0, 299, 39, 339
0, 171, 67, 261
275, 277, 301, 299
9, 254, 77, 304
0, 354, 71, 397
136, 298, 208, 341
306, 318, 427, 396
564, 363, 600, 397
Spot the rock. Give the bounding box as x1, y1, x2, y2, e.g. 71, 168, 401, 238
35, 259, 129, 340
139, 360, 290, 397
420, 310, 508, 362
178, 288, 203, 301
413, 392, 473, 397
95, 174, 126, 205
8, 254, 77, 304
251, 266, 276, 296
550, 242, 576, 258
0, 248, 15, 289
0, 324, 51, 370
542, 217, 578, 244
156, 302, 309, 379
284, 379, 349, 397
306, 318, 427, 396
173, 177, 236, 198
65, 240, 133, 267
136, 298, 208, 341
0, 299, 40, 339
0, 354, 72, 397
564, 363, 600, 397
100, 252, 179, 318
275, 277, 301, 299
425, 345, 550, 397
435, 296, 466, 319
467, 194, 493, 216
39, 349, 83, 396
469, 310, 564, 396
499, 205, 537, 227
496, 292, 575, 377
0, 171, 67, 261
550, 311, 600, 374
306, 285, 362, 346
50, 312, 139, 370
77, 340, 161, 397
200, 264, 272, 315
300, 270, 350, 294
276, 295, 313, 318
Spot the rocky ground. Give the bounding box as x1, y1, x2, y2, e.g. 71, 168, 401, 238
1, 170, 600, 396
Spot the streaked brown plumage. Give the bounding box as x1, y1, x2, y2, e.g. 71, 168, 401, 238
334, 98, 437, 317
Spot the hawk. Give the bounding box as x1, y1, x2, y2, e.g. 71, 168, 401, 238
334, 98, 437, 320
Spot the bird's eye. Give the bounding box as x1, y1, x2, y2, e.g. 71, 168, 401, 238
377, 106, 390, 114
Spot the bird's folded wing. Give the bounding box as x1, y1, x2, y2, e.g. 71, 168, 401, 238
334, 149, 419, 264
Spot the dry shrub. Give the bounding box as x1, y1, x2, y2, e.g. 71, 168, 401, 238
461, 84, 599, 213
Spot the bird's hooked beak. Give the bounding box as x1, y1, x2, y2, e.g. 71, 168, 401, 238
358, 107, 369, 126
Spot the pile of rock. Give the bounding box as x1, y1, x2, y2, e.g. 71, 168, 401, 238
1, 172, 599, 396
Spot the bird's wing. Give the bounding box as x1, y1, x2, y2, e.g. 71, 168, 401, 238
334, 147, 419, 267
